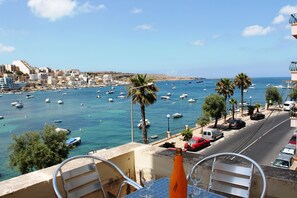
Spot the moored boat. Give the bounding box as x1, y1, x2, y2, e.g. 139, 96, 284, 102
108, 98, 114, 102
26, 94, 34, 99
188, 98, 196, 103
57, 99, 64, 104
55, 127, 71, 135
150, 135, 158, 139
45, 98, 50, 103
0, 116, 4, 119
138, 119, 150, 128
172, 113, 183, 118
66, 137, 81, 147
15, 102, 23, 108
54, 120, 62, 123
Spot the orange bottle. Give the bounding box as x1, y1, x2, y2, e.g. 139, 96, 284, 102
169, 148, 187, 198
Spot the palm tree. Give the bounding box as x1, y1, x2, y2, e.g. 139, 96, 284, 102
229, 98, 237, 120
215, 78, 235, 123
254, 103, 261, 112
127, 74, 159, 144
234, 73, 252, 116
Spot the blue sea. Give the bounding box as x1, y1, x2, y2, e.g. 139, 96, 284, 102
0, 77, 290, 181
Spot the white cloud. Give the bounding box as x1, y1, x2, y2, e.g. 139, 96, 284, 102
78, 1, 106, 13
28, 0, 77, 21
279, 5, 297, 15
131, 8, 143, 14
242, 25, 273, 37
190, 40, 206, 46
273, 14, 285, 24
135, 24, 154, 31
0, 43, 15, 53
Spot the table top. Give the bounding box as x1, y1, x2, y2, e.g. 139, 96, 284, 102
124, 177, 225, 198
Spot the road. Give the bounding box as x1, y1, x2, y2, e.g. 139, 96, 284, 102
199, 110, 295, 166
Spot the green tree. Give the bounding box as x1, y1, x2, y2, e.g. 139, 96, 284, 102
289, 88, 297, 101
215, 78, 235, 122
127, 74, 159, 144
254, 103, 261, 112
9, 124, 69, 174
202, 94, 225, 128
265, 87, 282, 109
229, 98, 237, 120
181, 128, 193, 141
197, 113, 211, 133
234, 73, 252, 116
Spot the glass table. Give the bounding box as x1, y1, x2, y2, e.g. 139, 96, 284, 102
125, 177, 226, 198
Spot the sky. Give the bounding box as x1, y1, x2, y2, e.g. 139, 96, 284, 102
1, 0, 297, 78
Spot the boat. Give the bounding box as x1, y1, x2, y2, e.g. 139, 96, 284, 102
11, 101, 19, 106
188, 98, 196, 103
57, 99, 64, 104
167, 93, 171, 96
108, 98, 114, 102
55, 127, 71, 135
54, 120, 62, 123
180, 93, 188, 99
26, 94, 34, 99
45, 98, 50, 103
66, 137, 81, 147
138, 119, 151, 128
0, 116, 4, 119
161, 96, 170, 100
15, 103, 23, 108
117, 95, 125, 99
150, 135, 158, 139
96, 95, 101, 98
172, 113, 183, 118
106, 90, 114, 94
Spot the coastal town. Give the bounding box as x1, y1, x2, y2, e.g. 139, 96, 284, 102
0, 60, 196, 93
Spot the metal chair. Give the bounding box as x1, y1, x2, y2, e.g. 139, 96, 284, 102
52, 155, 142, 198
187, 152, 267, 198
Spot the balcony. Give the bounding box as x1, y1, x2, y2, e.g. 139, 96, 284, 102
290, 13, 297, 38
289, 61, 297, 81
0, 142, 297, 198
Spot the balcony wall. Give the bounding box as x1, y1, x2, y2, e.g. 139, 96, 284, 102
292, 23, 297, 39
291, 71, 297, 81
0, 143, 297, 198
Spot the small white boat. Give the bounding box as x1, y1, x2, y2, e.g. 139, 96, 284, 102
66, 137, 81, 147
172, 113, 183, 118
188, 98, 196, 103
106, 90, 114, 94
11, 101, 19, 106
108, 98, 114, 102
96, 95, 101, 98
45, 98, 50, 103
151, 135, 158, 139
26, 94, 34, 99
57, 99, 64, 104
96, 90, 101, 93
138, 119, 150, 128
117, 95, 125, 99
0, 116, 4, 119
55, 127, 71, 135
15, 103, 23, 108
161, 96, 170, 100
167, 93, 171, 96
180, 93, 188, 99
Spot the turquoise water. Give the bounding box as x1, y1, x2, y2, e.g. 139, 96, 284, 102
0, 77, 290, 181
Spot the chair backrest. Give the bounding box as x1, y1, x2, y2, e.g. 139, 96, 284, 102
187, 152, 266, 198
52, 155, 142, 198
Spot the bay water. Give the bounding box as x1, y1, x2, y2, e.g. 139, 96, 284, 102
0, 77, 290, 181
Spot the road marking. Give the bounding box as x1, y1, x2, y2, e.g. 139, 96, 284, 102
238, 118, 289, 154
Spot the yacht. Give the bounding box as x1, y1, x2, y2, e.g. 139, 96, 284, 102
172, 113, 183, 118
45, 98, 50, 103
26, 94, 34, 99
108, 98, 114, 102
66, 137, 81, 147
161, 96, 170, 100
57, 99, 64, 104
188, 98, 196, 103
138, 119, 151, 128
15, 102, 23, 108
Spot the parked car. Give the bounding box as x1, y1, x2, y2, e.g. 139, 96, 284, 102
283, 101, 295, 111
280, 144, 296, 156
228, 119, 246, 129
288, 134, 296, 145
272, 153, 294, 169
184, 137, 210, 151
250, 112, 265, 120
202, 128, 224, 141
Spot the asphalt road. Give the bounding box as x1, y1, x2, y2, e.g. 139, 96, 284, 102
199, 110, 295, 166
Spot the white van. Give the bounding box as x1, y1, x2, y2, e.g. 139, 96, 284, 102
283, 101, 295, 111
202, 128, 224, 141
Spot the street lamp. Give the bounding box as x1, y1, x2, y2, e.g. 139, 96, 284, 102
167, 114, 171, 138
130, 82, 154, 142
249, 96, 252, 106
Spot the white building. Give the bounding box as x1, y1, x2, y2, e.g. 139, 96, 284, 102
12, 60, 35, 74
103, 74, 113, 85
0, 76, 19, 90
47, 76, 57, 85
